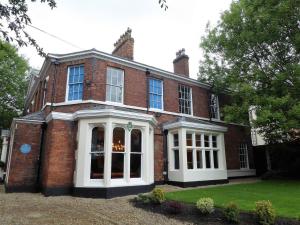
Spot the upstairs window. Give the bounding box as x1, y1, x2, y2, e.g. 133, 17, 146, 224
106, 67, 124, 103
178, 84, 192, 115
67, 65, 84, 101
210, 94, 220, 119
149, 78, 163, 110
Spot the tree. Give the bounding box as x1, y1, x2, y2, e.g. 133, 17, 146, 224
0, 0, 56, 56
0, 40, 29, 129
199, 0, 300, 143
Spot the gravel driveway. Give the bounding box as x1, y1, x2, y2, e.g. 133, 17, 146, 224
0, 185, 194, 225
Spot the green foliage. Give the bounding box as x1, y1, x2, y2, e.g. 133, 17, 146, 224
0, 0, 56, 56
196, 197, 214, 215
151, 188, 166, 204
223, 202, 239, 223
199, 0, 300, 143
135, 193, 153, 204
255, 200, 276, 225
0, 40, 29, 129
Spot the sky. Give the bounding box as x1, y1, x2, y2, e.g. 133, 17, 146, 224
19, 0, 232, 79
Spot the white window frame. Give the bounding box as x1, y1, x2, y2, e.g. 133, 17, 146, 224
106, 67, 124, 104
239, 143, 249, 169
65, 65, 85, 102
170, 132, 180, 170
178, 84, 193, 115
185, 132, 220, 170
210, 94, 220, 120
90, 125, 105, 181
148, 78, 164, 111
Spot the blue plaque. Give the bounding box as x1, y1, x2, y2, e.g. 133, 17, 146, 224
20, 144, 31, 154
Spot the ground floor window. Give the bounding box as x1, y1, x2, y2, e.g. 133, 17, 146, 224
111, 127, 125, 179
185, 132, 219, 170
239, 143, 249, 169
90, 127, 105, 179
88, 125, 146, 182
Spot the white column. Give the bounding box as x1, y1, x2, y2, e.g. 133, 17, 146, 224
125, 128, 130, 183
179, 128, 187, 181
220, 133, 227, 171
143, 125, 150, 183
74, 120, 90, 187
1, 135, 9, 163
104, 119, 112, 186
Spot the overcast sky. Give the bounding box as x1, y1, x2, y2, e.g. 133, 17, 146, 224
20, 0, 232, 79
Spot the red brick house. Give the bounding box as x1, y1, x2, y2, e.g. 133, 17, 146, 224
4, 29, 256, 198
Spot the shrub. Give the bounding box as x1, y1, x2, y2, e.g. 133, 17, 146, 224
255, 200, 276, 225
151, 188, 166, 204
135, 193, 153, 204
164, 201, 183, 214
223, 202, 239, 223
196, 197, 214, 215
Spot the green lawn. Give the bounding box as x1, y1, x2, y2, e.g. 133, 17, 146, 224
166, 180, 300, 219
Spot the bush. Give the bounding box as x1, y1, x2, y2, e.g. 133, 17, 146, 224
255, 200, 276, 225
135, 193, 153, 204
164, 201, 183, 214
196, 197, 214, 215
151, 188, 166, 204
223, 202, 239, 223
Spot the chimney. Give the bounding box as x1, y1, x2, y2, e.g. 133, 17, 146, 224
112, 28, 134, 60
173, 48, 189, 77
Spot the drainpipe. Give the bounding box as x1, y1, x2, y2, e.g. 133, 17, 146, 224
36, 122, 47, 191
50, 59, 60, 111
163, 129, 169, 183
145, 69, 150, 113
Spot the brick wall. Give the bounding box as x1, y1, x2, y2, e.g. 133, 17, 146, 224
41, 120, 76, 195
5, 122, 42, 191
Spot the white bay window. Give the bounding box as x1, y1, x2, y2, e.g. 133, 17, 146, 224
165, 120, 228, 183
74, 109, 155, 188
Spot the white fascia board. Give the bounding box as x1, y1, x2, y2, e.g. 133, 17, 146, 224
163, 121, 228, 132
48, 50, 211, 90
46, 109, 157, 126
73, 109, 158, 126
45, 112, 73, 123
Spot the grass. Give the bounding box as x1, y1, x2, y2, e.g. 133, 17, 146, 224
165, 180, 300, 219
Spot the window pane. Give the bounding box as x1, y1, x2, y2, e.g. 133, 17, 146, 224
130, 154, 141, 178
131, 129, 141, 152
186, 133, 193, 146
178, 84, 191, 114
113, 127, 125, 152
173, 133, 179, 147
91, 127, 105, 152
106, 67, 124, 103
205, 151, 211, 168
204, 135, 210, 147
187, 149, 193, 169
196, 134, 201, 147
90, 153, 104, 179
174, 149, 179, 169
197, 150, 203, 168
68, 65, 84, 101
213, 150, 219, 168
149, 78, 162, 109
111, 153, 124, 179
212, 135, 217, 148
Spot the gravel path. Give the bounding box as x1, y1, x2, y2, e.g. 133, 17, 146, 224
0, 179, 260, 225
0, 185, 193, 225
